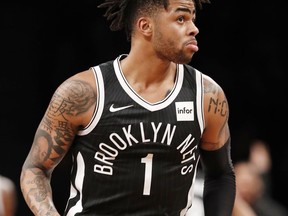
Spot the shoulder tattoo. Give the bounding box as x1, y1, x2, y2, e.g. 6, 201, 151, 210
37, 80, 96, 161
204, 81, 228, 118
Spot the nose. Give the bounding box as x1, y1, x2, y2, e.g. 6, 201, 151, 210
188, 21, 199, 36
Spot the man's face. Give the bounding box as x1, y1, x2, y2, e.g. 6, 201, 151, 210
151, 0, 199, 64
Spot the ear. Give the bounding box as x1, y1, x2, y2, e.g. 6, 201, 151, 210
137, 17, 153, 36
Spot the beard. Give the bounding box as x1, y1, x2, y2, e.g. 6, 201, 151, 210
153, 30, 194, 64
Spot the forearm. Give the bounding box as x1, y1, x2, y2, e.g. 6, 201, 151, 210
20, 167, 60, 216
200, 138, 236, 216
202, 173, 235, 216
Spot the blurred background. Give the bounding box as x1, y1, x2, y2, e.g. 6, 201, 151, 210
1, 0, 287, 215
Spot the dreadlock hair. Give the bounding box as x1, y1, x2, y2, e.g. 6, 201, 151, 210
98, 0, 210, 41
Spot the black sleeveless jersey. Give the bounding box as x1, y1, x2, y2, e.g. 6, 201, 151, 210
63, 55, 205, 216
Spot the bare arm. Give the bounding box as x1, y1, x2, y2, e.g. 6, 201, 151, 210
199, 74, 235, 216
201, 74, 230, 150
20, 70, 96, 216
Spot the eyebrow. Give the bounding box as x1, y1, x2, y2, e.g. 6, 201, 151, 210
175, 7, 195, 14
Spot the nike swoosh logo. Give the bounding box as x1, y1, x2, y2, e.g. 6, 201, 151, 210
109, 104, 133, 112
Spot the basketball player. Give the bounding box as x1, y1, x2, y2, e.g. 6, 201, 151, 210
20, 0, 236, 215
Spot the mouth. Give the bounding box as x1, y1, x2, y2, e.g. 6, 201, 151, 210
185, 39, 198, 52
187, 39, 198, 46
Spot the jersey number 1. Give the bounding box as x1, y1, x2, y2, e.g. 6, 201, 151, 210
141, 153, 153, 196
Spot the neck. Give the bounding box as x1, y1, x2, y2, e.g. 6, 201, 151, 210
118, 45, 177, 103
121, 42, 177, 85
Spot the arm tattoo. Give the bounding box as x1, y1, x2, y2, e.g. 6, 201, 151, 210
22, 80, 96, 215
32, 129, 54, 165
208, 97, 228, 117
205, 81, 228, 118
33, 129, 64, 164
28, 175, 49, 202
40, 79, 96, 163
48, 79, 96, 122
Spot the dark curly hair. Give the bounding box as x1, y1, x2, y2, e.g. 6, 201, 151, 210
98, 0, 210, 40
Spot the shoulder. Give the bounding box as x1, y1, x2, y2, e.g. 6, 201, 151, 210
185, 66, 226, 99
57, 68, 96, 98
54, 69, 97, 110
202, 73, 227, 102
201, 73, 230, 149
67, 68, 96, 86
50, 68, 97, 128
202, 73, 229, 120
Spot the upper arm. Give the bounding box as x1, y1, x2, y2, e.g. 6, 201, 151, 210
22, 69, 97, 174
200, 74, 230, 151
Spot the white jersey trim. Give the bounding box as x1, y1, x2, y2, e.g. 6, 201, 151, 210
77, 66, 105, 136
66, 153, 85, 216
195, 69, 205, 135
77, 60, 204, 136
180, 154, 201, 216
114, 55, 184, 112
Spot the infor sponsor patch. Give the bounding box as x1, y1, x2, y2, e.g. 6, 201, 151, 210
175, 101, 194, 121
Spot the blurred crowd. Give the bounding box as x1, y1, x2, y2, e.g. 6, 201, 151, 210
0, 175, 17, 216
233, 139, 288, 216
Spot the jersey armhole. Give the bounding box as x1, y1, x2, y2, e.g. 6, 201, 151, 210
77, 66, 105, 136
195, 69, 205, 135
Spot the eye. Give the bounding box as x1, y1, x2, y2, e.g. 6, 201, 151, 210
177, 16, 185, 23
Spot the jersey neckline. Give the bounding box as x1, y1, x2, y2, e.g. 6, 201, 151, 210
113, 54, 184, 112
